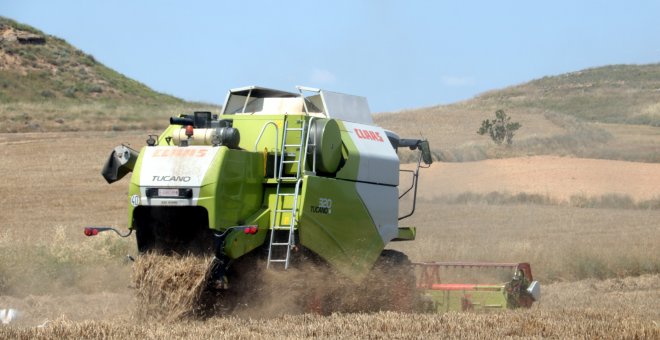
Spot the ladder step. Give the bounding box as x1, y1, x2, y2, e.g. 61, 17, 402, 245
271, 242, 292, 246
281, 160, 300, 164
284, 144, 301, 147
286, 128, 304, 131
269, 259, 287, 263
275, 209, 294, 213
277, 193, 296, 196
272, 226, 293, 230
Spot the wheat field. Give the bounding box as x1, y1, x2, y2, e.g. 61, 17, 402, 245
0, 132, 659, 338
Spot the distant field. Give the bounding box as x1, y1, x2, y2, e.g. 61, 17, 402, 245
0, 132, 658, 338
409, 156, 660, 201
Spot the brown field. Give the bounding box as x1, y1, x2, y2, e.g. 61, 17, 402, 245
1, 132, 659, 338
411, 156, 660, 201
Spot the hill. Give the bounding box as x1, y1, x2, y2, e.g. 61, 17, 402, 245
0, 17, 218, 132
376, 64, 660, 163
1, 17, 657, 161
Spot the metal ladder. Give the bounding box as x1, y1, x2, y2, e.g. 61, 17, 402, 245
266, 119, 307, 269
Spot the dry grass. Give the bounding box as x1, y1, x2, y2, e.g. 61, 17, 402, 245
0, 131, 659, 338
1, 300, 657, 339
379, 105, 649, 163
425, 191, 660, 210
1, 274, 658, 338
3, 274, 660, 339
393, 202, 660, 282
0, 131, 139, 297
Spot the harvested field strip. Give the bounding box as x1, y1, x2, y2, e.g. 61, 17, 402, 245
408, 156, 660, 201
0, 309, 657, 339
422, 191, 660, 210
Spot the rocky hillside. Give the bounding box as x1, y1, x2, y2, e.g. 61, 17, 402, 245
0, 17, 218, 132
0, 17, 181, 104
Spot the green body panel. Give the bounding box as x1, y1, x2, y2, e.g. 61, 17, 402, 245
229, 114, 285, 150
263, 185, 299, 226
298, 175, 384, 281
127, 146, 264, 232
394, 227, 416, 241
224, 208, 269, 259
227, 114, 307, 177
422, 285, 510, 312
198, 148, 263, 231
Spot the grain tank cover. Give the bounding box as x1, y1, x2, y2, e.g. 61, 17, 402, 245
222, 85, 374, 125
298, 86, 374, 125
221, 86, 302, 114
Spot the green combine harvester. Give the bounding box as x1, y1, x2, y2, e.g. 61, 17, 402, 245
92, 86, 539, 313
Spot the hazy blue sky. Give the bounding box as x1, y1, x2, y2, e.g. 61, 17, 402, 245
4, 1, 660, 112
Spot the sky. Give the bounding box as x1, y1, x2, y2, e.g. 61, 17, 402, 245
3, 1, 660, 112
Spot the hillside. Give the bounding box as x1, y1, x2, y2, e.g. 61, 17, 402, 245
376, 64, 660, 163
479, 64, 660, 126
0, 17, 218, 132
1, 17, 658, 161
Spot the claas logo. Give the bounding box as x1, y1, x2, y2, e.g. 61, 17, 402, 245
152, 149, 208, 157
354, 128, 384, 142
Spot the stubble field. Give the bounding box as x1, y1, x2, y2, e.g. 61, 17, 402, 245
0, 131, 658, 338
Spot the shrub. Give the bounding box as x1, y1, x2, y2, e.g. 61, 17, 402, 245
477, 109, 522, 145
40, 90, 55, 98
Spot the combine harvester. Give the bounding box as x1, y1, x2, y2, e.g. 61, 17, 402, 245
92, 86, 539, 313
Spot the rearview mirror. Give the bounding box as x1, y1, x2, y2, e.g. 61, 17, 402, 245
419, 140, 432, 165
101, 145, 138, 184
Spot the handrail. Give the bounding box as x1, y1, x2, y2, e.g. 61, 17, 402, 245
297, 87, 319, 175
254, 121, 279, 178
301, 117, 316, 175
290, 177, 304, 225
398, 151, 423, 220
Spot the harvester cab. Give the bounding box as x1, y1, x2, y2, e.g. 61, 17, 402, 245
92, 85, 537, 313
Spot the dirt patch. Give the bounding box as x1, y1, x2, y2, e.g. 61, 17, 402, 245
410, 156, 660, 201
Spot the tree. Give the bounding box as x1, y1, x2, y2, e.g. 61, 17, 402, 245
477, 109, 522, 145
